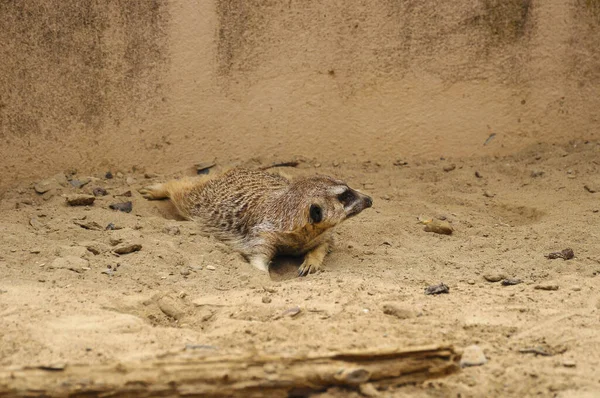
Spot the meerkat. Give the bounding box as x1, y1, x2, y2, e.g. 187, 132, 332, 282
139, 168, 372, 276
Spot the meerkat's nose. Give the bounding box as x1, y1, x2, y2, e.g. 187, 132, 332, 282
364, 196, 373, 208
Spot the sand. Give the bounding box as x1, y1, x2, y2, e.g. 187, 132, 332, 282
1, 140, 599, 397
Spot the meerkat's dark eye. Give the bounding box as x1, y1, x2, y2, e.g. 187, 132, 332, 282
337, 190, 356, 206
309, 204, 323, 223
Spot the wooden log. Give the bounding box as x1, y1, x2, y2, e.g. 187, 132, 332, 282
0, 345, 460, 397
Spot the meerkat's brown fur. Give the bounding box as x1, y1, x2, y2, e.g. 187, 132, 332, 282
140, 168, 372, 276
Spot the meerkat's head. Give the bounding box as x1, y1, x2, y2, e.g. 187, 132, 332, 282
288, 174, 373, 232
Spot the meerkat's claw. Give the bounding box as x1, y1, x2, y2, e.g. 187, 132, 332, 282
139, 184, 168, 200
297, 260, 320, 277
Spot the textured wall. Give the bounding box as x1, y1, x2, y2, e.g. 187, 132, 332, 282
1, 0, 599, 188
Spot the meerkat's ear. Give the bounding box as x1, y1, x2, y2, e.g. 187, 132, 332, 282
309, 204, 323, 224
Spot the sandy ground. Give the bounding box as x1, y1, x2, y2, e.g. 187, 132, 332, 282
1, 140, 599, 397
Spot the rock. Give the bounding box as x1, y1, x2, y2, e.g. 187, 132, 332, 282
460, 345, 487, 367
422, 219, 453, 235
483, 190, 495, 198
158, 296, 185, 320
113, 243, 142, 255
530, 170, 545, 178
84, 242, 108, 255
105, 171, 113, 179
30, 248, 41, 254
484, 273, 505, 283
274, 306, 302, 320
501, 278, 523, 286
475, 171, 483, 178
584, 182, 599, 193
180, 268, 191, 276
34, 173, 68, 194
443, 164, 456, 172
29, 217, 45, 230
109, 237, 123, 246
424, 283, 449, 295
535, 284, 559, 291
382, 302, 415, 319
164, 226, 181, 236
545, 248, 574, 260
50, 256, 89, 273
73, 220, 103, 230
467, 279, 476, 285
66, 194, 95, 206
206, 265, 216, 271
126, 177, 136, 185
69, 178, 90, 188
109, 201, 132, 213
92, 187, 108, 196
262, 296, 272, 304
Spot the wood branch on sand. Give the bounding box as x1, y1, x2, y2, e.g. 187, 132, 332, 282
0, 345, 460, 397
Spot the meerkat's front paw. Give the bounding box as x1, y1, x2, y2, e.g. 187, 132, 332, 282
297, 259, 321, 277
138, 184, 167, 200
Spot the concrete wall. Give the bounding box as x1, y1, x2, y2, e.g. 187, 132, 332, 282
1, 0, 599, 188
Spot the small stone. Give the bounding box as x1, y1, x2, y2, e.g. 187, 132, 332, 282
29, 217, 45, 230
262, 296, 272, 304
425, 283, 449, 295
113, 243, 142, 255
484, 273, 505, 283
109, 237, 123, 246
66, 194, 95, 206
333, 160, 340, 167
116, 172, 124, 178
443, 164, 456, 172
422, 219, 453, 235
206, 265, 216, 271
460, 345, 487, 367
530, 170, 544, 178
158, 296, 185, 320
144, 173, 157, 179
545, 248, 574, 260
483, 190, 495, 198
30, 248, 41, 254
34, 173, 67, 194
73, 220, 103, 230
69, 178, 90, 188
105, 171, 114, 179
85, 244, 104, 255
467, 279, 475, 285
105, 223, 119, 230
562, 360, 576, 368
382, 302, 415, 319
126, 177, 136, 185
584, 182, 599, 193
180, 268, 191, 276
164, 226, 181, 236
501, 278, 523, 286
92, 187, 108, 196
475, 171, 483, 178
535, 284, 559, 291
109, 201, 132, 213
275, 306, 301, 319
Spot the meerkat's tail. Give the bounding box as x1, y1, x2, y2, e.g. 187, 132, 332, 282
139, 176, 211, 220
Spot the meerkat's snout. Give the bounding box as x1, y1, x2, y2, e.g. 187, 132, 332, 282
339, 188, 373, 219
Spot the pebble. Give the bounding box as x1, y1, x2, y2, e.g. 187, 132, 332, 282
206, 265, 216, 271
34, 173, 67, 194
158, 296, 185, 320
164, 226, 181, 236
359, 383, 381, 397
562, 360, 576, 368
530, 170, 545, 178
443, 164, 456, 172
262, 296, 272, 304
502, 278, 523, 286
180, 268, 191, 276
66, 194, 95, 206
425, 283, 449, 295
467, 279, 475, 285
69, 178, 90, 188
92, 187, 108, 196
535, 284, 559, 291
484, 273, 505, 283
73, 220, 103, 230
584, 182, 599, 193
422, 219, 453, 235
29, 217, 45, 230
113, 243, 142, 255
483, 190, 495, 198
460, 345, 487, 367
105, 171, 114, 179
109, 201, 132, 213
126, 177, 136, 185
30, 248, 41, 254
382, 302, 415, 319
